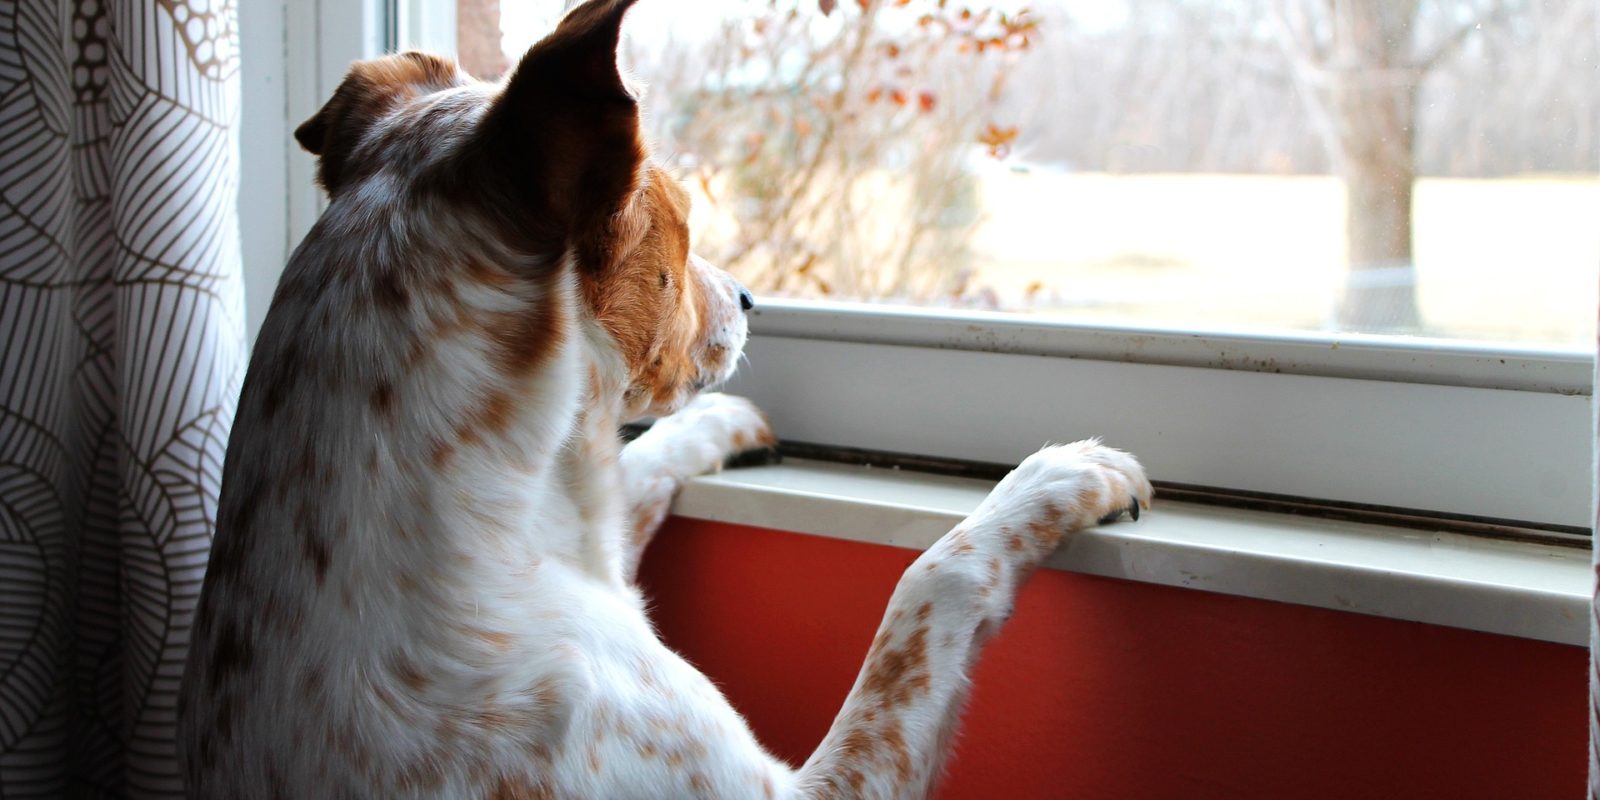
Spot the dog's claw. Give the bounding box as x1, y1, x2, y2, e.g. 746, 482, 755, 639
1096, 496, 1144, 526
724, 447, 782, 469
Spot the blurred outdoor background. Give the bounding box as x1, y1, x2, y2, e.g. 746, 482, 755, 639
445, 0, 1599, 346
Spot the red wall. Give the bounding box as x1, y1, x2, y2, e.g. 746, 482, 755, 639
637, 518, 1586, 800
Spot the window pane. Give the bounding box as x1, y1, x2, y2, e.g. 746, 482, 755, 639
446, 0, 1598, 347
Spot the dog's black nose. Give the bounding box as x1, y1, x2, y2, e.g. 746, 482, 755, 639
738, 287, 755, 312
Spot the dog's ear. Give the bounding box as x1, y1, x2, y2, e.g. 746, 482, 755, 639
486, 0, 647, 272
296, 52, 463, 194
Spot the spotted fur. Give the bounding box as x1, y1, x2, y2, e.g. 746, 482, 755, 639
177, 2, 1150, 797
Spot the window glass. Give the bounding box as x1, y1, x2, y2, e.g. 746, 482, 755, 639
447, 0, 1599, 347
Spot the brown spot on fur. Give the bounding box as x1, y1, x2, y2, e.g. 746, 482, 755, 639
862, 626, 931, 709
482, 302, 565, 380
430, 437, 456, 469
370, 380, 394, 415
465, 259, 518, 290
437, 715, 462, 745
207, 619, 255, 690
392, 652, 429, 692
373, 270, 411, 310
211, 692, 236, 743
466, 389, 518, 437
298, 667, 324, 700
295, 446, 318, 483
301, 533, 331, 585
1028, 520, 1064, 549
295, 51, 466, 194
1026, 501, 1071, 548
405, 335, 431, 369
944, 527, 976, 556
883, 724, 914, 783
475, 628, 515, 651
489, 775, 555, 800
845, 769, 866, 793
259, 339, 302, 420
371, 681, 401, 713
474, 706, 514, 731
689, 773, 711, 794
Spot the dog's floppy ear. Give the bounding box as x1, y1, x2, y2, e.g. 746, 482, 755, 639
486, 0, 647, 272
296, 52, 463, 194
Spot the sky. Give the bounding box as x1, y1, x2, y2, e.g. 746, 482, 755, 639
496, 0, 1131, 62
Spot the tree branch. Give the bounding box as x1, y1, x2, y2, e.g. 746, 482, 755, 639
1413, 1, 1504, 72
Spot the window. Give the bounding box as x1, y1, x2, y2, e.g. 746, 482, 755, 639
446, 0, 1598, 348
248, 0, 1596, 533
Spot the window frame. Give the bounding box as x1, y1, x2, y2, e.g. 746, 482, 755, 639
241, 0, 1597, 532
730, 300, 1594, 530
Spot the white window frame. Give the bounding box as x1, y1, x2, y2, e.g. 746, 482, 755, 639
240, 0, 1597, 532
729, 301, 1594, 530
239, 0, 389, 344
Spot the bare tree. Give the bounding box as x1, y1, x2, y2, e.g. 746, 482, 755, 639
1271, 0, 1504, 332
632, 1, 1040, 304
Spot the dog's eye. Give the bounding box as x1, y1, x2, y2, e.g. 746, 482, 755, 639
659, 271, 670, 289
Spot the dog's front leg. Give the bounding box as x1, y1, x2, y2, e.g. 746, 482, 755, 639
791, 441, 1151, 799
619, 392, 774, 578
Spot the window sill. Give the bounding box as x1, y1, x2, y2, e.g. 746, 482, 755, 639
670, 458, 1590, 646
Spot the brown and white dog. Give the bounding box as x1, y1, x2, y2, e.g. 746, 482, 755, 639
177, 1, 1150, 797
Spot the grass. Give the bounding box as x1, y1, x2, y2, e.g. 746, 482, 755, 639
966, 172, 1600, 346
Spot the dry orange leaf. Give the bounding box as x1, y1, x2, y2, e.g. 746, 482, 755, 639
978, 123, 1020, 157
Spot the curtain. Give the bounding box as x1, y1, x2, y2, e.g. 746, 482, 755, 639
0, 0, 243, 795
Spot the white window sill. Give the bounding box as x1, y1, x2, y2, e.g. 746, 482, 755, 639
670, 459, 1590, 646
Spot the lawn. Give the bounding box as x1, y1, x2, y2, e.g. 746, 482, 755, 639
969, 172, 1600, 346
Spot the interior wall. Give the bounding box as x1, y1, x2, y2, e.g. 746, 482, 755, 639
638, 518, 1585, 800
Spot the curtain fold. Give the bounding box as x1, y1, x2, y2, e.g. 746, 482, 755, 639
0, 0, 242, 795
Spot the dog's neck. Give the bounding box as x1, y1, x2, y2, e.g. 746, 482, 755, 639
549, 314, 639, 583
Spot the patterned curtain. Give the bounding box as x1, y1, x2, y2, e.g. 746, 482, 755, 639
0, 0, 243, 796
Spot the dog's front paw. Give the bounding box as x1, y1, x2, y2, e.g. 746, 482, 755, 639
972, 439, 1152, 556
641, 392, 775, 479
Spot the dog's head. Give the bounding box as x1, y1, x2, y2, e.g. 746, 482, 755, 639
293, 0, 751, 420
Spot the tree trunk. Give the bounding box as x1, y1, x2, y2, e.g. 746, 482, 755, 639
1327, 0, 1423, 333
457, 0, 508, 80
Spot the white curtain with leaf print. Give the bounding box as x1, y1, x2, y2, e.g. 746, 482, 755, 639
0, 0, 243, 795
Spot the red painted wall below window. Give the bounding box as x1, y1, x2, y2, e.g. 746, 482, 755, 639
637, 518, 1585, 800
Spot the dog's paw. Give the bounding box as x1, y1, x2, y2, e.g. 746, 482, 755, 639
640, 393, 775, 479
971, 439, 1151, 555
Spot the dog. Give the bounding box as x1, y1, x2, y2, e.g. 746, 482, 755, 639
177, 1, 1151, 797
